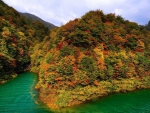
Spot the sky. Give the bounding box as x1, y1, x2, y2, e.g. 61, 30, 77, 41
2, 0, 150, 26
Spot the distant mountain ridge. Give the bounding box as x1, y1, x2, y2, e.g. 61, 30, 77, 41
145, 21, 150, 31
19, 12, 57, 29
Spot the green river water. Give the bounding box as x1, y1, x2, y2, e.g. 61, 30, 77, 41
0, 72, 150, 113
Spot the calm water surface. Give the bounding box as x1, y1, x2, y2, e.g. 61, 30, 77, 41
0, 72, 51, 113
1, 72, 150, 113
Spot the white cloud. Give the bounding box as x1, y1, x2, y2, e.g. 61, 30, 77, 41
3, 0, 150, 26
114, 9, 123, 15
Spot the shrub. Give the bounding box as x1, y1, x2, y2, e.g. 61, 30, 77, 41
59, 46, 74, 57
46, 73, 56, 84
45, 53, 54, 63
106, 65, 114, 78
136, 53, 150, 70
57, 64, 73, 76
126, 37, 137, 50
55, 90, 71, 107
80, 56, 95, 73
74, 70, 89, 85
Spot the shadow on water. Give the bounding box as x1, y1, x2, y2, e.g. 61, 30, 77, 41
1, 72, 150, 113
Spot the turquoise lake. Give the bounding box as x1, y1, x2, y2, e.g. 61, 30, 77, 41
0, 72, 150, 113
0, 72, 51, 113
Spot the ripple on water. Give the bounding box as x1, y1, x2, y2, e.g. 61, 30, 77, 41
1, 72, 150, 113
0, 72, 52, 113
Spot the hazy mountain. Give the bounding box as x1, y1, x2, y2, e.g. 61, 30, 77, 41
20, 12, 57, 29
145, 21, 150, 31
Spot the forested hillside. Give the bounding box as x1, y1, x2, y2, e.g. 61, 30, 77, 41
20, 12, 56, 29
1, 0, 150, 109
30, 10, 150, 108
0, 0, 50, 82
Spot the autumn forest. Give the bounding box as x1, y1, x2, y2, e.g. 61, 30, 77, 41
0, 0, 150, 109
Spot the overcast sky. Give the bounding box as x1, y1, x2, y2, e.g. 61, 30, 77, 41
3, 0, 150, 26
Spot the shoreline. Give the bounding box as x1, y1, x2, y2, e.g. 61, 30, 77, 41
0, 73, 17, 85
38, 75, 150, 110
0, 67, 30, 85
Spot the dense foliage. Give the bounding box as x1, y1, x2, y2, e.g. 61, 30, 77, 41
1, 0, 150, 109
30, 10, 150, 108
0, 0, 52, 81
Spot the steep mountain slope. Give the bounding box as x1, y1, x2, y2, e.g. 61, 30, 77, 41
20, 12, 57, 29
1, 0, 150, 109
0, 0, 50, 82
30, 10, 150, 108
